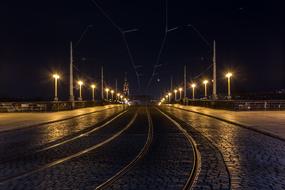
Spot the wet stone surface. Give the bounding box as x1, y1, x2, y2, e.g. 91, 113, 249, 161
0, 108, 148, 190
0, 107, 124, 159
108, 108, 195, 190
164, 106, 285, 190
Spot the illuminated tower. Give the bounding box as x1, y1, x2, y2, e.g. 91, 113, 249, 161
123, 72, 129, 97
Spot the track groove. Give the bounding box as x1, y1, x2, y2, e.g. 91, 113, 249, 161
0, 111, 138, 185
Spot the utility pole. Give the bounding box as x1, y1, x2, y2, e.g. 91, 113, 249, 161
69, 42, 75, 107
101, 66, 104, 100
212, 40, 218, 100
184, 65, 187, 98
170, 76, 173, 92
115, 79, 118, 94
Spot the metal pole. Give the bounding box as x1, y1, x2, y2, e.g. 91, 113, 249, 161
170, 76, 173, 92
79, 85, 82, 100
228, 77, 231, 98
213, 40, 217, 100
184, 65, 187, 98
92, 88, 95, 101
54, 78, 58, 101
192, 87, 195, 100
115, 79, 118, 94
101, 66, 104, 100
205, 83, 207, 98
69, 42, 74, 104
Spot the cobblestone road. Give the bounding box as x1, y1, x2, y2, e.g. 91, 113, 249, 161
0, 106, 125, 160
163, 106, 285, 190
107, 107, 195, 190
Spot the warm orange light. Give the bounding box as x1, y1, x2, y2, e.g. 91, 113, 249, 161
90, 84, 96, 89
78, 80, 83, 86
53, 74, 60, 79
105, 88, 110, 92
226, 72, 233, 78
203, 80, 208, 84
179, 87, 183, 92
111, 90, 114, 94
191, 83, 196, 88
174, 89, 177, 93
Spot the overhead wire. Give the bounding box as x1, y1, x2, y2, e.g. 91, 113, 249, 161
90, 0, 141, 90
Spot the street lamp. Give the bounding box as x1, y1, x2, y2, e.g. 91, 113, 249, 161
90, 84, 96, 101
203, 80, 208, 98
117, 93, 120, 101
191, 83, 196, 100
174, 89, 178, 101
77, 80, 84, 101
111, 90, 114, 101
105, 88, 110, 100
225, 72, 233, 99
168, 92, 172, 102
120, 95, 123, 102
179, 87, 183, 100
165, 95, 169, 102
52, 74, 60, 101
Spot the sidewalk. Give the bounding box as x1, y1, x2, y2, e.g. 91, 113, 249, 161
0, 105, 124, 132
169, 104, 285, 140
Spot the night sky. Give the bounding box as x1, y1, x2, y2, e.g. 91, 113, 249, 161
0, 0, 284, 100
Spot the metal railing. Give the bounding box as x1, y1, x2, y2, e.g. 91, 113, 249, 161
179, 99, 285, 111
0, 101, 102, 112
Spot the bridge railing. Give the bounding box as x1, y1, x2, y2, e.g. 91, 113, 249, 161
0, 101, 104, 112
179, 99, 285, 111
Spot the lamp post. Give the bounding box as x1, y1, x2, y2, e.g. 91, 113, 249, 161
225, 72, 233, 99
174, 89, 178, 101
78, 80, 84, 101
191, 83, 196, 100
179, 87, 183, 100
91, 84, 96, 101
120, 95, 123, 102
111, 90, 114, 101
105, 88, 110, 101
117, 93, 120, 101
52, 74, 60, 101
203, 80, 208, 99
168, 92, 172, 102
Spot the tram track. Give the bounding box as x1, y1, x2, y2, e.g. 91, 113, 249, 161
95, 107, 154, 190
0, 110, 138, 185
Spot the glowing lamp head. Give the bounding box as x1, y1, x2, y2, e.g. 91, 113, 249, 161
203, 80, 208, 85
53, 74, 60, 79
168, 92, 172, 96
165, 95, 168, 98
179, 87, 183, 92
117, 93, 120, 96
111, 90, 114, 94
105, 88, 109, 92
226, 72, 233, 78
78, 81, 83, 86
120, 95, 123, 98
191, 83, 196, 88
174, 89, 178, 93
90, 84, 96, 89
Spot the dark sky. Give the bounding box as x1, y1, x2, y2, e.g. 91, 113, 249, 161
0, 0, 284, 100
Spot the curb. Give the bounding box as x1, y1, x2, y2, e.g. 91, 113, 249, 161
168, 105, 285, 142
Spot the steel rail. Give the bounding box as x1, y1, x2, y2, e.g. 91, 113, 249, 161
0, 111, 138, 185
156, 108, 201, 189
95, 107, 154, 190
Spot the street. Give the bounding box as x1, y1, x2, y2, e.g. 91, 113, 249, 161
0, 106, 284, 190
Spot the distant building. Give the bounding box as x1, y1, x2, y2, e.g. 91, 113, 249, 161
123, 72, 129, 97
